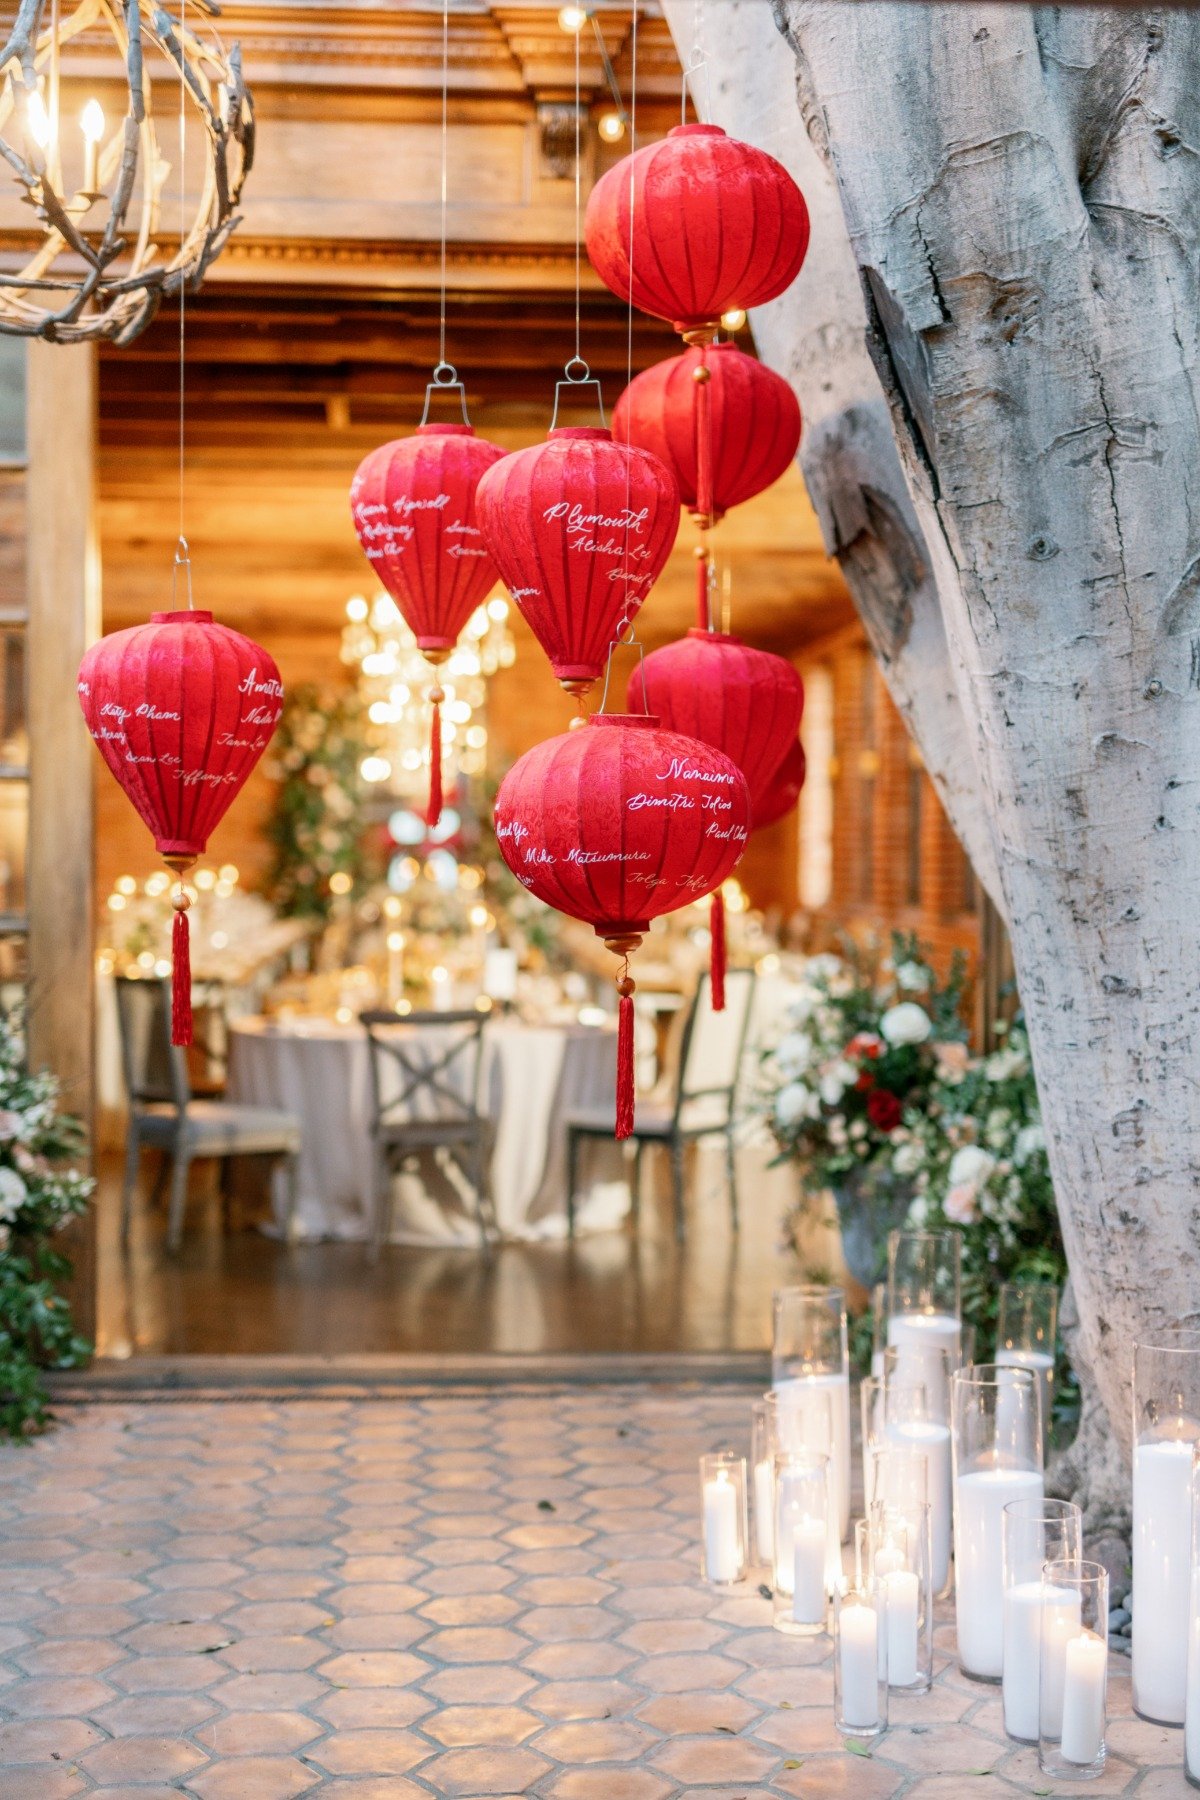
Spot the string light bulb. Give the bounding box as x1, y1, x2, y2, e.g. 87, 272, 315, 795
558, 4, 589, 32
598, 110, 626, 143
721, 308, 748, 332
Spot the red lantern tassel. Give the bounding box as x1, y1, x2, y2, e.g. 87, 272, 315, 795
426, 687, 444, 829
695, 543, 710, 631
616, 971, 636, 1141
172, 904, 193, 1047
710, 888, 726, 1012
694, 349, 714, 528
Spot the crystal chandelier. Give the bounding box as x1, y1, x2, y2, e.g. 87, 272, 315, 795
0, 0, 252, 343
340, 591, 515, 802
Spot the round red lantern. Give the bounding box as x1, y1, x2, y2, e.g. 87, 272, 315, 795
475, 427, 680, 696
494, 713, 750, 1135
629, 629, 803, 1006
613, 343, 800, 527
78, 610, 283, 1045
754, 738, 807, 831
585, 124, 809, 337
350, 421, 506, 825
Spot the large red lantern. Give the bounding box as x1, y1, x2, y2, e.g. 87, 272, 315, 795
755, 738, 807, 831
494, 713, 750, 1135
78, 611, 283, 1045
613, 343, 801, 528
475, 427, 680, 696
350, 421, 506, 825
585, 124, 809, 337
629, 630, 804, 1007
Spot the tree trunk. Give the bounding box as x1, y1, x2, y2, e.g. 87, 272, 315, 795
664, 0, 1200, 1484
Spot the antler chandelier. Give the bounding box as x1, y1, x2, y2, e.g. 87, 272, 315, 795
0, 0, 252, 343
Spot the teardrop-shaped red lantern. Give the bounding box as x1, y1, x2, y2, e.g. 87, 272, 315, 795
629, 629, 803, 1007
475, 427, 680, 695
585, 124, 809, 337
350, 422, 506, 825
494, 714, 750, 1135
754, 738, 807, 831
78, 611, 283, 1045
613, 344, 800, 526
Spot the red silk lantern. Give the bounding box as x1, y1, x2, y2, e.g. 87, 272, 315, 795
585, 124, 809, 336
754, 738, 807, 831
613, 344, 801, 527
350, 422, 506, 825
475, 427, 680, 695
629, 629, 804, 1007
494, 714, 749, 1135
78, 611, 283, 1045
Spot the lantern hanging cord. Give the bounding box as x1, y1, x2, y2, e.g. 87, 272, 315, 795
682, 0, 708, 124
619, 3, 638, 591
573, 16, 581, 370
437, 0, 449, 373
176, 0, 190, 597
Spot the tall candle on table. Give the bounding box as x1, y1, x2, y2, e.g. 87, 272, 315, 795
791, 1517, 826, 1626
955, 1467, 1043, 1678
883, 1568, 919, 1687
776, 1373, 850, 1541
1058, 1630, 1106, 1765
1003, 1580, 1080, 1741
887, 1311, 960, 1416
1133, 1435, 1194, 1722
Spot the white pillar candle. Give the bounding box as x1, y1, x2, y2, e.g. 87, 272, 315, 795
1185, 1564, 1200, 1781
955, 1466, 1043, 1678
884, 1569, 920, 1687
791, 1517, 826, 1625
776, 1372, 851, 1541
753, 1459, 774, 1565
1059, 1630, 1106, 1765
1133, 1437, 1194, 1723
703, 1473, 740, 1583
887, 1311, 960, 1414
887, 1417, 952, 1592
840, 1601, 880, 1729
1002, 1580, 1081, 1742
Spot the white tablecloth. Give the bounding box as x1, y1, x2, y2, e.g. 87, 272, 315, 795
227, 1015, 630, 1245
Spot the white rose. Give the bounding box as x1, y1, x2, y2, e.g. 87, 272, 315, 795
819, 1071, 845, 1108
893, 1141, 923, 1177
0, 1166, 27, 1222
1014, 1123, 1046, 1166
895, 960, 928, 992
907, 1196, 930, 1226
880, 1002, 933, 1047
774, 1033, 815, 1079
775, 1082, 817, 1131
948, 1145, 996, 1190
984, 1045, 1028, 1081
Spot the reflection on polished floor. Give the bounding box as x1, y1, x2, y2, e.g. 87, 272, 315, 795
96, 1147, 837, 1360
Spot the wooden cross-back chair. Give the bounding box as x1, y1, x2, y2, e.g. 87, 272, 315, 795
359, 1009, 493, 1249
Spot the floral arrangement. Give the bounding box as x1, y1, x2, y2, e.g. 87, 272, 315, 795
263, 683, 374, 921
755, 936, 1065, 1360
0, 1013, 93, 1437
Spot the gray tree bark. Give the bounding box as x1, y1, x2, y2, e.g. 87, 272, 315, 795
664, 0, 1200, 1522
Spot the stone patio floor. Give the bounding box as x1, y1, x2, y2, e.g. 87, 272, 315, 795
0, 1383, 1189, 1799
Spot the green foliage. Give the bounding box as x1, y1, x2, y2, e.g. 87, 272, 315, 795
0, 1013, 93, 1438
263, 684, 372, 921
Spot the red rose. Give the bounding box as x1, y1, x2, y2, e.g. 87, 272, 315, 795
847, 1032, 884, 1060
855, 1070, 876, 1092
866, 1089, 902, 1132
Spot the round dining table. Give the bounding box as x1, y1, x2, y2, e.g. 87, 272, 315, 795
227, 1012, 629, 1245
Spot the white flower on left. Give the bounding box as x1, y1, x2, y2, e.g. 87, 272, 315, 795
0, 1165, 28, 1222
775, 1083, 819, 1131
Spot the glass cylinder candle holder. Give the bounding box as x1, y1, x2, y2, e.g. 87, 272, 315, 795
699, 1452, 747, 1585
869, 1499, 933, 1692
886, 1229, 962, 1394
997, 1280, 1059, 1460
772, 1285, 851, 1541
751, 1398, 775, 1568
1185, 1445, 1200, 1786
834, 1580, 889, 1738
1039, 1559, 1108, 1779
1001, 1496, 1083, 1743
773, 1450, 831, 1636
885, 1370, 953, 1597
1132, 1329, 1200, 1725
951, 1363, 1043, 1680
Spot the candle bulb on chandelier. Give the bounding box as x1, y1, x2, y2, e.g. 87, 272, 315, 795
80, 98, 104, 192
